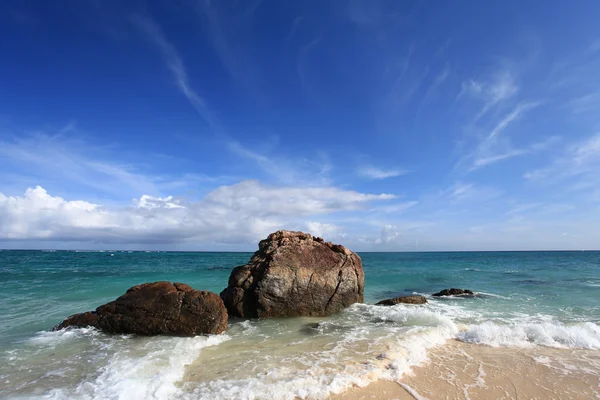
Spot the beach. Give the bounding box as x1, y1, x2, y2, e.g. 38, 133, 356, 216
335, 340, 600, 400
1, 250, 599, 399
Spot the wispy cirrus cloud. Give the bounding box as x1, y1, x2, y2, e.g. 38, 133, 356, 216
357, 165, 407, 179
297, 37, 322, 100
432, 63, 451, 89
194, 0, 265, 102
524, 133, 600, 191
458, 69, 519, 120
568, 91, 600, 114
471, 149, 528, 169
377, 45, 430, 112
0, 126, 233, 201
0, 130, 161, 199
457, 102, 543, 171
487, 102, 539, 140
132, 14, 220, 129
373, 201, 418, 214
228, 139, 332, 185
442, 182, 503, 204
417, 63, 452, 111
505, 202, 544, 215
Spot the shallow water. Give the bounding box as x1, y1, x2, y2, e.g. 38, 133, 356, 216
1, 250, 599, 399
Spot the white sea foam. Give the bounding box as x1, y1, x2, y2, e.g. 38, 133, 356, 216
39, 333, 230, 400
457, 320, 600, 349
476, 291, 511, 300
27, 326, 102, 347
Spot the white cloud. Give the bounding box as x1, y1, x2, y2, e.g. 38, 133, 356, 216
379, 224, 401, 244
304, 221, 342, 239
357, 166, 407, 179
202, 181, 395, 216
135, 195, 185, 210
0, 182, 395, 244
357, 224, 403, 246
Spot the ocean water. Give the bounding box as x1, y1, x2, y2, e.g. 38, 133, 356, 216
1, 250, 599, 399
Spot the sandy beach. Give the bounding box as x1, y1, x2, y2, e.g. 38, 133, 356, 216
333, 340, 600, 400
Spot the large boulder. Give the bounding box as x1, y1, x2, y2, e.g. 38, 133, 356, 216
53, 282, 228, 336
376, 295, 427, 306
220, 230, 364, 318
432, 288, 474, 297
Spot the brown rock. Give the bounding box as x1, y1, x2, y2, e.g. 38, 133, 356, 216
53, 282, 228, 336
432, 288, 474, 297
375, 295, 427, 306
220, 230, 364, 318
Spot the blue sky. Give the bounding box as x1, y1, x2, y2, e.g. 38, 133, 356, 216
1, 0, 600, 251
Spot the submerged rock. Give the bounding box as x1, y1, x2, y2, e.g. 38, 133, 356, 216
220, 230, 364, 318
375, 295, 427, 305
432, 288, 474, 297
53, 282, 228, 336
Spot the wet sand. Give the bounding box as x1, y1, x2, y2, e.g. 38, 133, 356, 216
333, 340, 600, 400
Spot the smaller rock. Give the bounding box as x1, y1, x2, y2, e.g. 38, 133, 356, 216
432, 288, 474, 297
376, 295, 427, 305
56, 311, 99, 327
53, 281, 228, 336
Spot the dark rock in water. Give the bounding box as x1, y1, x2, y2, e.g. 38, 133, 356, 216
53, 282, 228, 336
57, 311, 100, 327
432, 288, 474, 297
220, 230, 364, 318
375, 295, 427, 305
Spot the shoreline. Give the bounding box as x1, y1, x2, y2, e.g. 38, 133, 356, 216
332, 340, 600, 400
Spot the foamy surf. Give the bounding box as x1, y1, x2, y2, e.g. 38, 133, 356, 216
457, 320, 600, 349
177, 304, 459, 400
4, 299, 600, 400
5, 329, 230, 400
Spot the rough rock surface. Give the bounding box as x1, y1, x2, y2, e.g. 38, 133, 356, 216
375, 295, 427, 306
53, 282, 228, 336
432, 288, 474, 297
220, 230, 364, 318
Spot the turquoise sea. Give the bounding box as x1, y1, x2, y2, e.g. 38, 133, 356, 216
1, 250, 599, 399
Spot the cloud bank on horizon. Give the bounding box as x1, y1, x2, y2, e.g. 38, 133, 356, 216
1, 0, 600, 251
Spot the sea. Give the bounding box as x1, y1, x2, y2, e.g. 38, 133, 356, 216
1, 250, 599, 399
